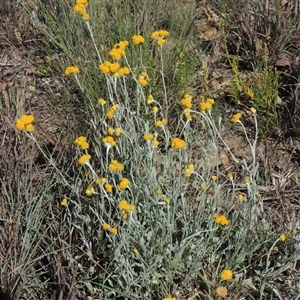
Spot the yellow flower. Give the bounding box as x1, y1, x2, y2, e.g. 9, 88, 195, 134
171, 137, 186, 149
227, 172, 233, 179
105, 183, 113, 193
60, 198, 68, 206
98, 97, 106, 105
206, 98, 215, 105
102, 136, 116, 147
82, 13, 90, 21
114, 128, 123, 136
118, 178, 130, 191
156, 189, 163, 195
280, 233, 286, 242
102, 223, 110, 230
216, 286, 228, 297
211, 175, 218, 181
151, 30, 169, 45
85, 187, 95, 196
231, 113, 242, 123
220, 269, 233, 281
153, 140, 159, 147
184, 164, 194, 177
78, 154, 91, 165
74, 136, 89, 150
64, 66, 79, 76
138, 78, 148, 86
107, 127, 114, 135
180, 98, 192, 108
25, 123, 35, 133
214, 214, 230, 226
108, 159, 124, 172
106, 104, 119, 120
244, 177, 250, 184
16, 114, 35, 132
163, 297, 176, 300
199, 102, 209, 112
110, 227, 118, 234
201, 184, 207, 191
155, 119, 167, 127
238, 194, 245, 201
165, 198, 170, 204
122, 211, 129, 219
147, 94, 154, 105
95, 177, 106, 185
133, 247, 138, 253
132, 34, 145, 44
152, 106, 159, 113
118, 199, 136, 211
143, 133, 154, 141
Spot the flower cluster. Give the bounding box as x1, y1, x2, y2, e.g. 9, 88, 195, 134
118, 199, 135, 219
181, 94, 193, 120
171, 137, 186, 149
78, 154, 91, 165
231, 112, 242, 123
15, 114, 35, 132
199, 97, 215, 112
132, 34, 145, 45
75, 136, 89, 150
64, 66, 80, 76
143, 133, 154, 141
138, 71, 149, 86
118, 178, 130, 191
109, 159, 124, 172
216, 286, 228, 297
184, 164, 194, 177
109, 40, 129, 60
98, 61, 129, 77
150, 30, 170, 45
73, 0, 90, 20
220, 269, 233, 280
155, 119, 167, 127
102, 223, 118, 234
102, 136, 116, 147
214, 213, 230, 226
106, 104, 119, 120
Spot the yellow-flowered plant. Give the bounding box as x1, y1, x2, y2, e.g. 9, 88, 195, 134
108, 159, 124, 172
132, 34, 145, 45
106, 104, 119, 120
150, 29, 170, 45
74, 136, 89, 150
220, 269, 233, 281
15, 114, 35, 132
184, 164, 194, 177
118, 178, 130, 191
78, 154, 91, 165
138, 71, 149, 86
214, 213, 230, 226
215, 286, 228, 297
231, 112, 242, 123
171, 137, 186, 149
118, 199, 135, 212
73, 0, 90, 20
64, 66, 80, 76
102, 136, 117, 147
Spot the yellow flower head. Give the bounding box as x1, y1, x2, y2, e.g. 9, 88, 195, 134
232, 113, 242, 123
60, 198, 68, 206
98, 98, 106, 105
147, 94, 154, 105
216, 286, 228, 297
102, 136, 116, 147
214, 214, 230, 226
238, 194, 245, 201
118, 178, 130, 191
143, 133, 154, 141
85, 186, 95, 196
156, 189, 163, 195
211, 175, 218, 181
171, 137, 186, 149
110, 227, 118, 234
64, 66, 79, 76
220, 269, 233, 281
102, 223, 110, 230
106, 104, 119, 120
152, 140, 159, 148
180, 98, 192, 108
244, 177, 250, 184
227, 172, 233, 179
163, 297, 176, 300
105, 183, 113, 193
118, 199, 136, 211
280, 233, 286, 242
108, 159, 124, 172
184, 164, 194, 177
155, 119, 167, 127
78, 154, 91, 165
95, 177, 106, 185
74, 136, 89, 150
16, 114, 35, 132
132, 34, 145, 44
151, 30, 169, 45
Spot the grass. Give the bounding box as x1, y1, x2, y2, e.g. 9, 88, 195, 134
1, 0, 300, 299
